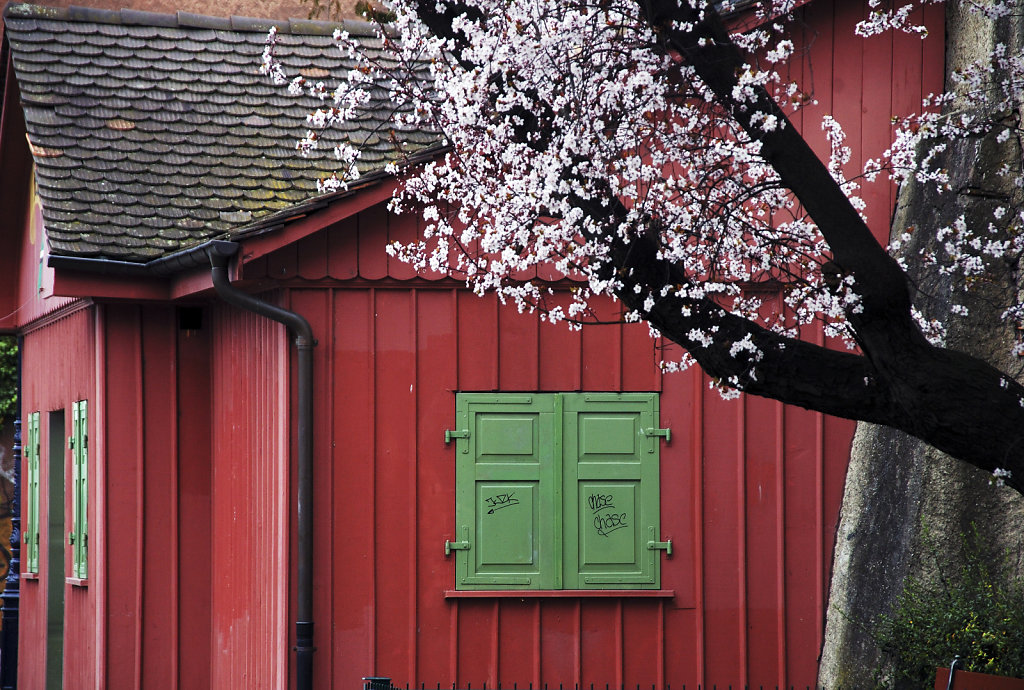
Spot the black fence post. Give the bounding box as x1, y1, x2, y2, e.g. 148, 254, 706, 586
1, 401, 21, 689
365, 676, 393, 690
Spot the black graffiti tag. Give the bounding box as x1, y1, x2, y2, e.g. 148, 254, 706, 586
587, 493, 615, 513
593, 512, 628, 537
485, 492, 519, 514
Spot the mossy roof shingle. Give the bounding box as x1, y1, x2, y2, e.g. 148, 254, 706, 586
4, 2, 436, 262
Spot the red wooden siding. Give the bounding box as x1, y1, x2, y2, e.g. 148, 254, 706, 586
102, 304, 215, 690
268, 283, 849, 689
225, 4, 942, 685
208, 301, 290, 690
18, 304, 215, 690
18, 305, 97, 690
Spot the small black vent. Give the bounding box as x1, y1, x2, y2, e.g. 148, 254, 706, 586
178, 307, 203, 331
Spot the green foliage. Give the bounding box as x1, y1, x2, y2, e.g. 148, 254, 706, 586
873, 525, 1024, 688
0, 337, 17, 424
300, 0, 345, 21
354, 0, 396, 23
299, 0, 396, 23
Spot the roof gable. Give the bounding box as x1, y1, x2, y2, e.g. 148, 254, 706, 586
3, 2, 435, 264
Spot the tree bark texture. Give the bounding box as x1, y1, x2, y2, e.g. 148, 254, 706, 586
819, 4, 1024, 686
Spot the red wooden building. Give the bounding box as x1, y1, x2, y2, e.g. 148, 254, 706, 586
0, 1, 943, 688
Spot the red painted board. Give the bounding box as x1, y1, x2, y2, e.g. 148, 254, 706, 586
580, 600, 622, 687
798, 0, 835, 166
330, 289, 378, 684
373, 290, 418, 678
498, 304, 539, 391
498, 599, 540, 686
699, 384, 745, 688
328, 218, 361, 280
358, 203, 391, 280
141, 309, 178, 689
621, 318, 661, 393
177, 313, 213, 690
621, 600, 662, 686
387, 208, 419, 281
538, 292, 582, 391
539, 600, 580, 685
457, 291, 499, 391
580, 297, 622, 391
783, 401, 823, 686
456, 599, 499, 686
296, 228, 330, 280
415, 289, 459, 683
743, 393, 784, 688
860, 25, 895, 241
658, 359, 698, 610
103, 306, 144, 690
266, 241, 299, 281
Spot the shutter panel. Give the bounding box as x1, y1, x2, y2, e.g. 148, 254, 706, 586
454, 394, 557, 589
562, 393, 661, 589
72, 400, 88, 579
24, 412, 40, 573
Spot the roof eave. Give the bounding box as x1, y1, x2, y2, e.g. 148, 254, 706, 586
44, 143, 446, 281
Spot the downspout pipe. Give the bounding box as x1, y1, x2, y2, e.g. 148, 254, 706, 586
207, 240, 316, 690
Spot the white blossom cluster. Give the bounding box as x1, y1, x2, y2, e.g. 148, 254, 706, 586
262, 0, 1024, 392
294, 1, 848, 346
992, 467, 1013, 487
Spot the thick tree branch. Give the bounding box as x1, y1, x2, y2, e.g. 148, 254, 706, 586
405, 0, 1024, 492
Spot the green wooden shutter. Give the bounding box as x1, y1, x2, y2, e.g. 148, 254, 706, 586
24, 412, 40, 573
454, 394, 557, 590
562, 393, 661, 589
70, 400, 88, 579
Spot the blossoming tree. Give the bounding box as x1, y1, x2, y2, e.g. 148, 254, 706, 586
263, 0, 1024, 491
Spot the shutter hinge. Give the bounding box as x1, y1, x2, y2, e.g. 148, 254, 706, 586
642, 427, 671, 443
647, 539, 672, 556
68, 435, 74, 450
444, 539, 471, 556
444, 429, 469, 444
68, 531, 75, 545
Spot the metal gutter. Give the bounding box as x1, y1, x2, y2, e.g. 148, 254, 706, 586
207, 240, 316, 690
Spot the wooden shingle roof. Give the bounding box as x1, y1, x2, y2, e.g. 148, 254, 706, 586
3, 2, 436, 263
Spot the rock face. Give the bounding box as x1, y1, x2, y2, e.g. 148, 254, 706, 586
819, 3, 1024, 687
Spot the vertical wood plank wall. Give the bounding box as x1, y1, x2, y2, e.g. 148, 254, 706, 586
240, 3, 942, 685
102, 304, 214, 690
280, 284, 850, 690
18, 305, 96, 690
19, 304, 215, 690
208, 302, 289, 690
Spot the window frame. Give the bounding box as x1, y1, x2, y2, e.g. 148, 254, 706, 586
23, 411, 41, 574
69, 399, 87, 580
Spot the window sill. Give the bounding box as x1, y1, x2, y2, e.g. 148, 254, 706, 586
21, 572, 39, 581
66, 577, 88, 587
445, 589, 674, 599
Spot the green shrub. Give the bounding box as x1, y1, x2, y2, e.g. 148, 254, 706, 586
0, 336, 15, 424
873, 525, 1024, 688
